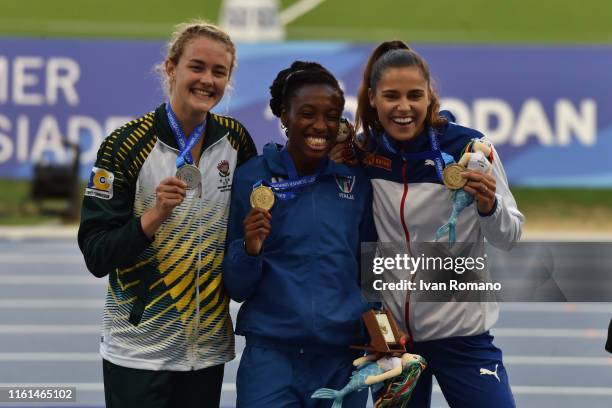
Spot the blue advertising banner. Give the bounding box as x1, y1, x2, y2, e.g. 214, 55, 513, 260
0, 39, 610, 186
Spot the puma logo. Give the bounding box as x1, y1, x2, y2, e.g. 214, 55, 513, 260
424, 159, 435, 166
479, 364, 500, 382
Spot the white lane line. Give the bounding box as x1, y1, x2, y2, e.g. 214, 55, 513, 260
0, 353, 99, 362
222, 383, 236, 392
280, 0, 327, 24
500, 303, 612, 313
0, 325, 605, 338
522, 230, 612, 242
1, 276, 104, 285
433, 384, 612, 396
0, 382, 610, 396
191, 353, 612, 368
505, 356, 612, 366
7, 353, 608, 366
492, 328, 606, 339
232, 301, 612, 315
0, 299, 102, 308
0, 325, 99, 334
0, 382, 237, 393
0, 382, 104, 391
0, 225, 78, 240
0, 254, 83, 263
510, 386, 612, 396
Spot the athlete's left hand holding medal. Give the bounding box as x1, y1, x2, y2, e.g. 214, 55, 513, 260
243, 196, 273, 256
139, 175, 187, 241
152, 176, 188, 220
243, 179, 275, 255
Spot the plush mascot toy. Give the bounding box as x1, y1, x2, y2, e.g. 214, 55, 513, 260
311, 353, 427, 408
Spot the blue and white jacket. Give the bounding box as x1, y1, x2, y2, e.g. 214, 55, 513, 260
359, 120, 524, 342
224, 143, 375, 350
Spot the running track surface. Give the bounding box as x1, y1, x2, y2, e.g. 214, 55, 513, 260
0, 238, 610, 408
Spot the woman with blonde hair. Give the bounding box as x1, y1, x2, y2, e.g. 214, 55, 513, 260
78, 20, 256, 408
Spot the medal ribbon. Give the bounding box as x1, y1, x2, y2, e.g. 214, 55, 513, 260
252, 147, 327, 201
381, 128, 454, 183
165, 103, 206, 169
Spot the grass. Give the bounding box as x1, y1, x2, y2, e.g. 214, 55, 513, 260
1, 1, 611, 43
1, 179, 611, 230
281, 0, 612, 44
0, 179, 82, 225
512, 188, 612, 231
0, 0, 221, 39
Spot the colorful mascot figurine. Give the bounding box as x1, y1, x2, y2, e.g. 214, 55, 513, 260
436, 139, 494, 247
373, 354, 427, 408
311, 353, 427, 408
336, 117, 351, 142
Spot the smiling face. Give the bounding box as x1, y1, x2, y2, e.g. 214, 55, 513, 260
369, 66, 431, 142
166, 36, 232, 127
282, 84, 343, 171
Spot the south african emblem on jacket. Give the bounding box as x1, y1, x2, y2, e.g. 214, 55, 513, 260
217, 159, 232, 192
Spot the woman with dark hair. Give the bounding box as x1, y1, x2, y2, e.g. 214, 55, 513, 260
224, 61, 374, 407
350, 40, 524, 407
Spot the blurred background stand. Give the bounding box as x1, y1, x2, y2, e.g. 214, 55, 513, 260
220, 0, 284, 42
29, 139, 80, 222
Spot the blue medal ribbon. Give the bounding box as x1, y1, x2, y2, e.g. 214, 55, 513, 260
252, 147, 327, 201
165, 103, 206, 169
381, 128, 454, 183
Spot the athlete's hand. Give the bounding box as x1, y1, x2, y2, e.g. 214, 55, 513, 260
330, 142, 358, 166
154, 177, 187, 219
329, 143, 345, 163
243, 208, 272, 256
330, 119, 357, 166
462, 171, 497, 214
141, 177, 187, 239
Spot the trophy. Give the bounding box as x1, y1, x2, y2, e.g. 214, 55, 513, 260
352, 309, 407, 354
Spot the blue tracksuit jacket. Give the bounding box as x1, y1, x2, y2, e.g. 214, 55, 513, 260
224, 143, 375, 349
357, 118, 523, 342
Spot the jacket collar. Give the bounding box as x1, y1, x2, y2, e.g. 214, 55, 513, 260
262, 142, 353, 177
380, 130, 429, 154
153, 103, 228, 152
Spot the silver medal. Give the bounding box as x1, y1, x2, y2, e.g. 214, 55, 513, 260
176, 164, 201, 190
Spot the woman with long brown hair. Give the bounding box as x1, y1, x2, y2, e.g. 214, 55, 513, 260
352, 40, 523, 407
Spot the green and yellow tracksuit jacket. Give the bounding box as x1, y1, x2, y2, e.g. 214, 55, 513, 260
78, 103, 256, 370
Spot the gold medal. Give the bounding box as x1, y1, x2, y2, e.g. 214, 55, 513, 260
442, 164, 467, 190
250, 185, 275, 210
